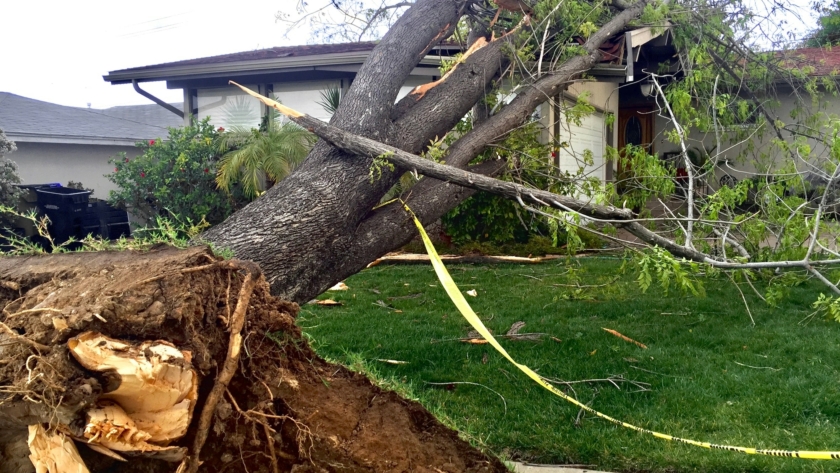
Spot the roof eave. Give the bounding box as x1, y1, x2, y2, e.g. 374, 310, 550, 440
104, 51, 444, 84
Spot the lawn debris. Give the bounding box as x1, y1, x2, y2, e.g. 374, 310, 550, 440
376, 359, 409, 365
367, 253, 560, 267
387, 293, 422, 301
314, 299, 342, 306
465, 289, 478, 297
373, 299, 396, 309
602, 327, 648, 349
328, 282, 349, 291
458, 323, 547, 344
733, 361, 782, 371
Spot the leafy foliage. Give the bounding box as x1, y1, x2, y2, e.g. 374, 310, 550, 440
442, 117, 557, 245
107, 119, 244, 225
635, 246, 704, 296
215, 121, 315, 200
806, 1, 840, 47
0, 128, 22, 208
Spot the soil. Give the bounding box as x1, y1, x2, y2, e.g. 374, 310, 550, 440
0, 246, 507, 473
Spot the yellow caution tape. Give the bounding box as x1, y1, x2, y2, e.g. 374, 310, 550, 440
404, 203, 840, 460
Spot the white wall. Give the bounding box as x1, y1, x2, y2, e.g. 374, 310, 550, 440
273, 80, 342, 123
9, 142, 137, 197
197, 84, 263, 130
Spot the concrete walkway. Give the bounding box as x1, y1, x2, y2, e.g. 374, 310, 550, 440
509, 462, 611, 473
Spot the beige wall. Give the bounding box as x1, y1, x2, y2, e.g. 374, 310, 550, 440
653, 87, 840, 190
9, 142, 139, 198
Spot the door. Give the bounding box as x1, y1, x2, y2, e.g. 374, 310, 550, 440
556, 111, 606, 183
616, 108, 654, 191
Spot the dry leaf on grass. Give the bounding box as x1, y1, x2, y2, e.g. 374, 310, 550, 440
465, 289, 478, 297
328, 282, 349, 291
314, 299, 342, 306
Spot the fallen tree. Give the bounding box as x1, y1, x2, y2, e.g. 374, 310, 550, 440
0, 246, 507, 472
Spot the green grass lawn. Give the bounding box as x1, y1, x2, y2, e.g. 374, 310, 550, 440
300, 257, 840, 473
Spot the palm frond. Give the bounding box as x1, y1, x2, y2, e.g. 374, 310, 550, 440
318, 87, 342, 115
216, 121, 314, 200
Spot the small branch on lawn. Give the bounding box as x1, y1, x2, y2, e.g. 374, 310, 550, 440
725, 272, 756, 326
423, 381, 507, 414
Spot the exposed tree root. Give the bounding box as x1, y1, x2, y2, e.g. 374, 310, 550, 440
0, 246, 507, 473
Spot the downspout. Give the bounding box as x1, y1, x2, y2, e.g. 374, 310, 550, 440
132, 80, 184, 118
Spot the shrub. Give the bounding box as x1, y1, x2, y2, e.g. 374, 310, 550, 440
0, 128, 22, 208
107, 119, 246, 225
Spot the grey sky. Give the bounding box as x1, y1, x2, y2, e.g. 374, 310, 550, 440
1, 1, 308, 109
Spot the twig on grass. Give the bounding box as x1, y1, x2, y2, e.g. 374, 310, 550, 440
726, 272, 755, 326
185, 261, 260, 473
541, 375, 651, 392
602, 328, 648, 349
424, 381, 508, 414
630, 365, 689, 378
575, 392, 598, 427
733, 361, 781, 371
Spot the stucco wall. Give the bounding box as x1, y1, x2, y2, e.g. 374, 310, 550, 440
8, 142, 139, 197
653, 87, 840, 190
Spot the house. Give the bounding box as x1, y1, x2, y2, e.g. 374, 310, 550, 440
0, 93, 181, 196
104, 33, 676, 190
103, 42, 455, 131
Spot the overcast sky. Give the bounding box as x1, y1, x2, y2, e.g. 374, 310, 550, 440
1, 1, 309, 109
1, 1, 820, 111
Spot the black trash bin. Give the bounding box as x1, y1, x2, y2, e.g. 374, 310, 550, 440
81, 200, 131, 240
33, 187, 92, 243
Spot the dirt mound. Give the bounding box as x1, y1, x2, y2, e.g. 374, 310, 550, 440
0, 246, 506, 473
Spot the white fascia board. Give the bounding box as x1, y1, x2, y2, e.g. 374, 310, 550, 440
105, 52, 444, 83
6, 134, 139, 147
627, 24, 671, 47
315, 65, 440, 76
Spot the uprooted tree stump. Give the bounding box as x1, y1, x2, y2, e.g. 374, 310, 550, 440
0, 246, 507, 473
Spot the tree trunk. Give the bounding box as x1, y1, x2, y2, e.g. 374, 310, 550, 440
201, 0, 651, 303
0, 246, 508, 473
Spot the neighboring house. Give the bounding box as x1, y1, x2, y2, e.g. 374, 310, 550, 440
613, 41, 840, 192
0, 93, 179, 196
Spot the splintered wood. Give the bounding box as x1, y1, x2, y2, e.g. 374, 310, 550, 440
27, 425, 90, 473
69, 332, 195, 460
27, 332, 198, 470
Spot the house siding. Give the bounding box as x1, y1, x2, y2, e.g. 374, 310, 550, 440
9, 142, 138, 197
